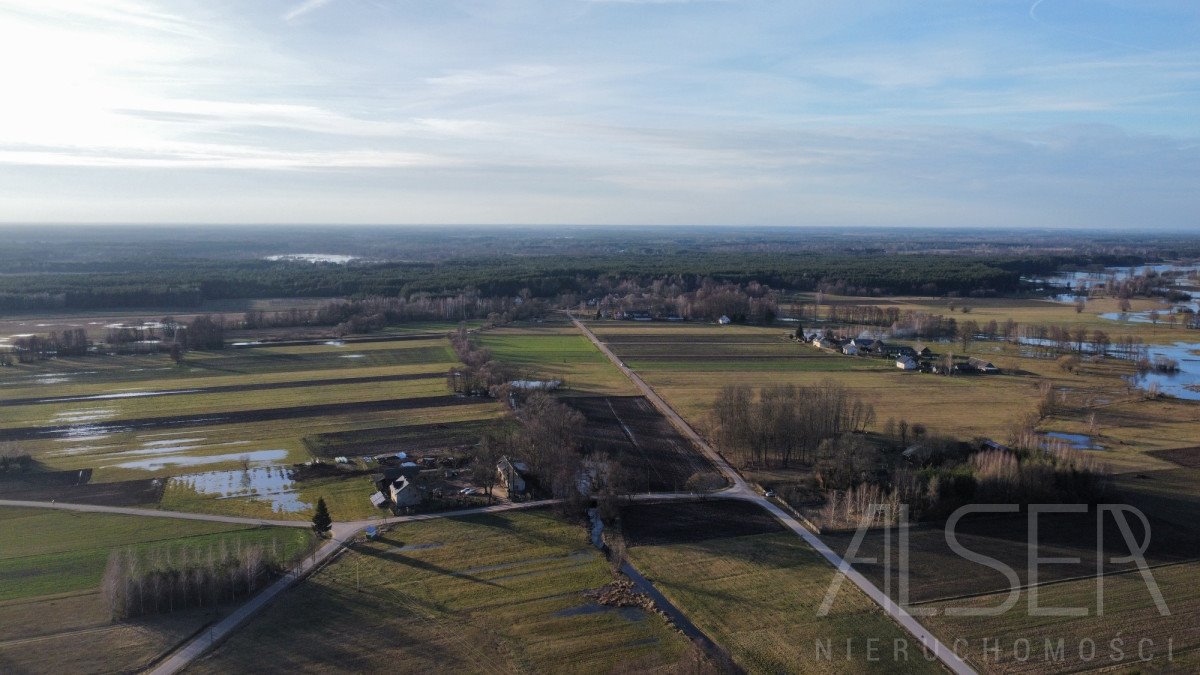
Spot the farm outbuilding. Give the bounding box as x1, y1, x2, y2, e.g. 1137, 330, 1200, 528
895, 356, 919, 370
968, 357, 1000, 373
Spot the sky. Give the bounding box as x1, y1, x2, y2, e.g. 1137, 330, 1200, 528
0, 0, 1197, 228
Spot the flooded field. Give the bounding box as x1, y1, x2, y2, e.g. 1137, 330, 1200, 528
114, 448, 290, 471
1128, 342, 1200, 400
169, 466, 309, 513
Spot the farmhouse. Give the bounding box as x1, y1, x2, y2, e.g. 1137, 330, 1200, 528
842, 344, 860, 356
849, 338, 876, 352
914, 344, 934, 358
717, 315, 732, 325
968, 357, 1000, 373
373, 465, 421, 493
814, 336, 842, 350
387, 475, 422, 508
895, 356, 919, 370
497, 456, 531, 496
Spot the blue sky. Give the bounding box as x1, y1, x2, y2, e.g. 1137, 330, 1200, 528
0, 0, 1196, 227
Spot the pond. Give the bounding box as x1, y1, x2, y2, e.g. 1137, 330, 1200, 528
1127, 341, 1200, 401
169, 465, 310, 513
1042, 432, 1102, 451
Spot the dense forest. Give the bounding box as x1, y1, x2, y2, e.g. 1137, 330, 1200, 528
0, 225, 1180, 312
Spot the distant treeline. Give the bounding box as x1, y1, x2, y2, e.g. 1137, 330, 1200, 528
0, 251, 1149, 312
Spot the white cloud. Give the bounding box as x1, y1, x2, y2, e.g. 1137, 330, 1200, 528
283, 0, 338, 22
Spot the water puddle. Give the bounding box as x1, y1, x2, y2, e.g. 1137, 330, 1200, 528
1042, 432, 1102, 451
44, 389, 201, 403
169, 466, 310, 513
111, 448, 290, 471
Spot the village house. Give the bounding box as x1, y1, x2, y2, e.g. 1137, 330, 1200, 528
967, 357, 1000, 373
497, 456, 531, 496
842, 343, 860, 356
814, 336, 842, 350
849, 337, 876, 352
895, 355, 919, 370
389, 475, 422, 507
717, 315, 732, 325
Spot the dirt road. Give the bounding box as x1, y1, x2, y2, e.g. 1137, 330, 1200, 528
570, 316, 975, 675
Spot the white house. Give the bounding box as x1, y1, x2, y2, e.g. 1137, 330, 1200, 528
717, 315, 732, 325
389, 475, 422, 507
895, 356, 919, 370
842, 344, 860, 356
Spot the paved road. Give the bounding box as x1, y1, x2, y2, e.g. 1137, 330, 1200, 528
571, 316, 975, 675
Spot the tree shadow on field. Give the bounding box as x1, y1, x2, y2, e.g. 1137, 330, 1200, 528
353, 543, 506, 589
204, 580, 464, 673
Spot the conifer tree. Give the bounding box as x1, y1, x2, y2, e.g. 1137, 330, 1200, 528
312, 497, 332, 535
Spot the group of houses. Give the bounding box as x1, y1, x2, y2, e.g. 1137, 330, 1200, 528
802, 333, 999, 374
368, 452, 534, 513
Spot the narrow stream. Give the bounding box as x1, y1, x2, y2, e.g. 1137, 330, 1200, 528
588, 508, 723, 655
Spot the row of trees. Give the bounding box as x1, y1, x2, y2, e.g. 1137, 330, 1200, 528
710, 381, 876, 468
4, 329, 90, 361
242, 294, 551, 334
102, 539, 289, 620
590, 281, 778, 323
447, 327, 514, 395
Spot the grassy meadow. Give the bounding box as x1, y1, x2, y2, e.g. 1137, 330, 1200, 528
189, 509, 691, 674
0, 507, 312, 674
477, 321, 637, 396
621, 501, 941, 675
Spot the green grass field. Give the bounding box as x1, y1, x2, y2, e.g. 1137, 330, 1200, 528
0, 507, 312, 673
625, 524, 941, 674
478, 324, 636, 396
190, 509, 691, 674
